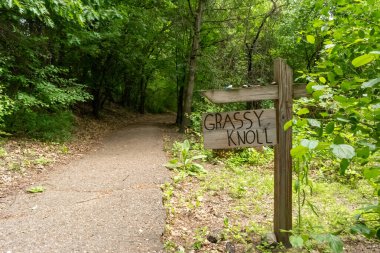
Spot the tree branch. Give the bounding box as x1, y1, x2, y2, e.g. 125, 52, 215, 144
250, 0, 278, 48
187, 0, 194, 17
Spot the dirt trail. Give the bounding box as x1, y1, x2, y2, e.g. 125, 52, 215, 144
0, 114, 174, 253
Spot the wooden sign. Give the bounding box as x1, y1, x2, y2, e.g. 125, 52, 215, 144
202, 109, 276, 149
202, 84, 307, 104
201, 59, 305, 247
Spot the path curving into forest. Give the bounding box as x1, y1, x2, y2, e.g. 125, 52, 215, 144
0, 114, 174, 253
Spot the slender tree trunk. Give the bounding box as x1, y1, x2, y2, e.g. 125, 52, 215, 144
175, 46, 187, 125
175, 47, 182, 125
245, 0, 278, 110
176, 85, 184, 125
180, 0, 205, 131
247, 45, 254, 84
92, 89, 102, 118
139, 76, 146, 114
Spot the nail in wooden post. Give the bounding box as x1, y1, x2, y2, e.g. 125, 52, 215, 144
273, 58, 293, 247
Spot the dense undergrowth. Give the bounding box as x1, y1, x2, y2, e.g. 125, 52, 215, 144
162, 99, 379, 253
163, 139, 378, 252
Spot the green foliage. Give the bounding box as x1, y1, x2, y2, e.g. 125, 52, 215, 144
34, 156, 51, 166
226, 148, 274, 168
290, 233, 343, 253
163, 132, 377, 251
26, 186, 45, 193
291, 0, 380, 240
165, 140, 207, 176
14, 66, 92, 111
0, 0, 89, 26
192, 227, 208, 250
6, 110, 74, 142
314, 234, 344, 253
145, 76, 177, 113
162, 182, 174, 203
0, 147, 7, 157
0, 85, 13, 131
0, 0, 93, 136
289, 235, 304, 248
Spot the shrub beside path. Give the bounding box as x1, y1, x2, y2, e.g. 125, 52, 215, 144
0, 115, 173, 252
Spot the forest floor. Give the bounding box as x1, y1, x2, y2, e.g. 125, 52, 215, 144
0, 106, 176, 252
161, 138, 380, 253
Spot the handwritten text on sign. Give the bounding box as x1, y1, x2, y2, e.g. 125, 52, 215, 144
202, 109, 277, 149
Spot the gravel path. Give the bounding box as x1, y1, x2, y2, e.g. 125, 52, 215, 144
0, 116, 173, 252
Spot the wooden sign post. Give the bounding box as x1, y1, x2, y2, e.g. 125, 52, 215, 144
273, 59, 293, 247
202, 58, 307, 247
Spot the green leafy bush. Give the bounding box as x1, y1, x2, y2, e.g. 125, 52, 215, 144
0, 85, 13, 133
226, 148, 274, 168
284, 0, 380, 240
165, 139, 207, 176
145, 76, 177, 113
0, 60, 91, 141
6, 110, 74, 142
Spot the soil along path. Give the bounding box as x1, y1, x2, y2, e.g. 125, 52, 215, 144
0, 115, 172, 252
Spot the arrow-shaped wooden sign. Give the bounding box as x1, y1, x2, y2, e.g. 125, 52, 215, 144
202, 83, 308, 104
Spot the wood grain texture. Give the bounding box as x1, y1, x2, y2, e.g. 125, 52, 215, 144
273, 58, 293, 247
202, 86, 278, 103
201, 84, 307, 104
202, 109, 277, 149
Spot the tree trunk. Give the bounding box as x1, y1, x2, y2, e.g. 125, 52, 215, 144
175, 46, 187, 125
180, 0, 205, 131
244, 0, 278, 110
247, 45, 254, 84
121, 73, 131, 107
92, 89, 102, 118
176, 85, 184, 125
139, 76, 146, 114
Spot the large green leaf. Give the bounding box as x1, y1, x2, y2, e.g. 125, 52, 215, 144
191, 163, 207, 174
306, 35, 315, 44
284, 120, 293, 131
319, 76, 326, 83
289, 235, 304, 248
301, 139, 319, 150
307, 119, 321, 128
362, 78, 380, 88
191, 154, 207, 160
164, 159, 181, 169
363, 167, 380, 180
328, 235, 344, 253
351, 223, 372, 237
297, 108, 309, 115
330, 144, 356, 159
352, 54, 375, 67
314, 234, 343, 253
339, 159, 350, 175
291, 145, 309, 158
325, 122, 335, 134
334, 65, 343, 76
356, 146, 370, 159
